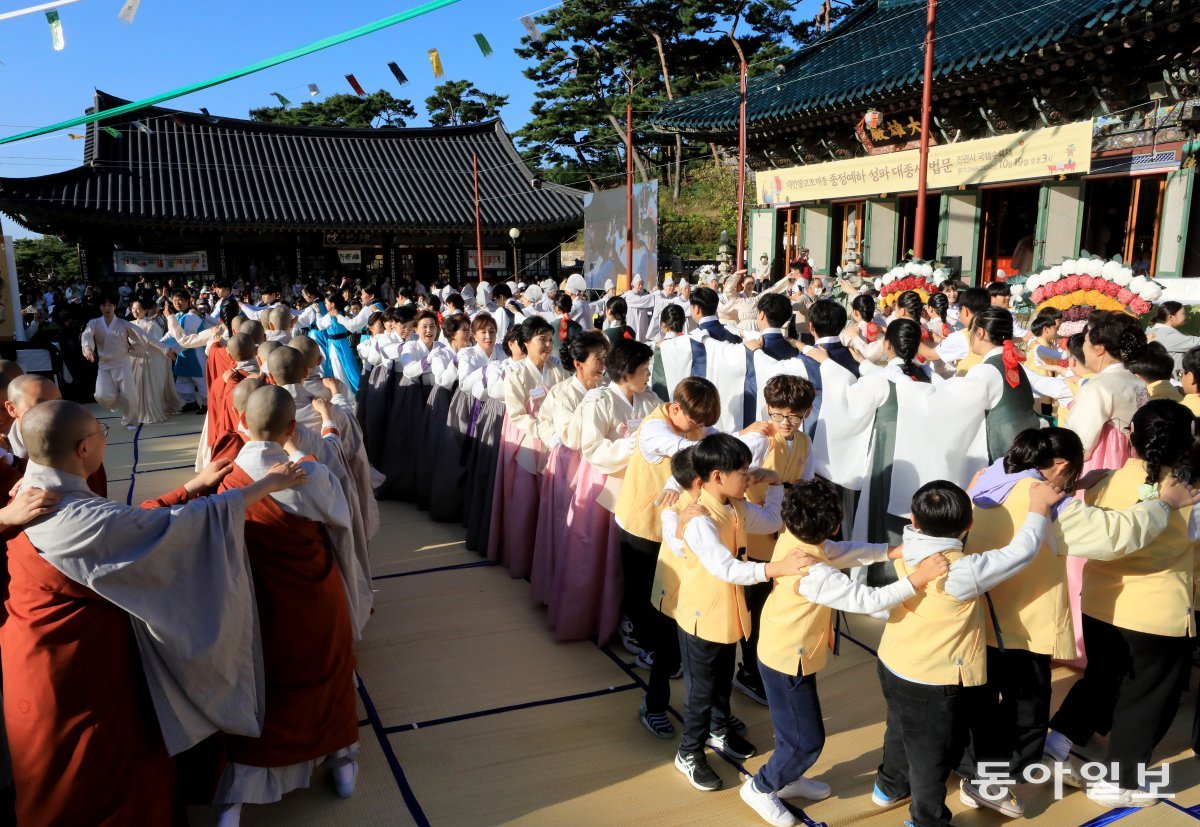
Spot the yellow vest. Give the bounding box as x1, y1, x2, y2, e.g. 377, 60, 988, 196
965, 478, 1075, 659
650, 495, 693, 620
1182, 394, 1200, 417
746, 433, 812, 561
1147, 380, 1183, 402
1083, 459, 1196, 637
614, 404, 706, 542
956, 349, 983, 377
676, 488, 750, 644
878, 550, 987, 686
757, 533, 835, 677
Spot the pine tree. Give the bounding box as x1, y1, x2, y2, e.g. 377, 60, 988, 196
249, 91, 417, 128
424, 81, 510, 127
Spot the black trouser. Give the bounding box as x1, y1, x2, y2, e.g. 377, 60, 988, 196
738, 580, 772, 681
620, 530, 660, 649
1049, 614, 1191, 787
875, 661, 973, 827
961, 646, 1053, 780
678, 628, 737, 755
645, 607, 682, 714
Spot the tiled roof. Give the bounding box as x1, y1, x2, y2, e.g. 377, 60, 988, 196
0, 92, 583, 233
651, 0, 1157, 134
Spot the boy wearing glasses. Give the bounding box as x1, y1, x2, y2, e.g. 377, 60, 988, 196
735, 375, 816, 707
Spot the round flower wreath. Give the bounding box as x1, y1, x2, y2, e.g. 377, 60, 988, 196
876, 260, 949, 309
1021, 257, 1163, 336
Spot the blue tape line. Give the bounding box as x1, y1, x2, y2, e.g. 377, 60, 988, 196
1075, 807, 1139, 827
356, 672, 430, 827
371, 559, 497, 580
124, 423, 143, 506
384, 682, 640, 734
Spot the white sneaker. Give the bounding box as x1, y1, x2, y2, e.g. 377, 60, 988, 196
776, 776, 831, 801
216, 803, 242, 827
1086, 780, 1159, 809
1042, 754, 1086, 789
959, 777, 1024, 818
740, 778, 800, 827
332, 760, 358, 798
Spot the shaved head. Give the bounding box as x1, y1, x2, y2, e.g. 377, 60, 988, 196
23, 400, 98, 467
0, 360, 22, 381
230, 314, 249, 334
226, 333, 256, 362
267, 305, 292, 332
244, 385, 296, 442
240, 320, 266, 345
231, 377, 266, 414
267, 346, 307, 385
288, 336, 322, 370
8, 374, 60, 418
257, 340, 281, 362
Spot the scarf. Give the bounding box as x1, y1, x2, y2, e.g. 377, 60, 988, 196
1001, 340, 1025, 389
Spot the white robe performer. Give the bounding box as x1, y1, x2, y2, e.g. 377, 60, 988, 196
81, 315, 173, 427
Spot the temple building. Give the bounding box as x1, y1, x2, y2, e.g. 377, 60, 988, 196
0, 91, 585, 286
651, 0, 1200, 283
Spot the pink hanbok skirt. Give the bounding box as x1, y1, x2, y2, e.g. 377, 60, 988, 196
486, 415, 543, 579
530, 444, 580, 606
547, 458, 623, 643
1062, 422, 1132, 668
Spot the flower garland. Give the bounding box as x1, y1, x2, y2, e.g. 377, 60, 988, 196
876, 260, 948, 309
1025, 258, 1163, 335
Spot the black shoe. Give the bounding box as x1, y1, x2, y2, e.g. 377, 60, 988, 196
180, 402, 198, 413
706, 727, 757, 760
733, 665, 768, 706
195, 405, 208, 415
675, 751, 722, 791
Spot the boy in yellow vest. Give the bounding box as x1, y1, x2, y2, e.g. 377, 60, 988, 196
872, 478, 1059, 827
672, 434, 810, 792
741, 480, 949, 827
736, 375, 816, 708
1179, 346, 1200, 417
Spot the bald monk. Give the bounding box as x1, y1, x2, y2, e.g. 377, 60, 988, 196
2, 400, 306, 826
212, 377, 266, 465
211, 334, 260, 446
266, 306, 294, 343
257, 340, 282, 382
214, 386, 369, 825
268, 346, 379, 579
288, 336, 334, 402
4, 374, 108, 497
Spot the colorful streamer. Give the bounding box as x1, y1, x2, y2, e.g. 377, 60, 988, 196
0, 0, 82, 24
270, 91, 291, 106
102, 126, 121, 138
307, 83, 320, 97
45, 9, 63, 50
67, 133, 84, 139
117, 0, 140, 23
133, 120, 152, 135
519, 15, 540, 42
387, 61, 408, 85
345, 73, 366, 96
474, 33, 492, 57
428, 48, 444, 78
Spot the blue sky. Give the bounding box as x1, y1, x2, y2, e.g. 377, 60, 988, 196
0, 0, 822, 239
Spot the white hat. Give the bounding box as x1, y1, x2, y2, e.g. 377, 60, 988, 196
604, 278, 615, 291
663, 276, 675, 286
517, 282, 528, 292
632, 274, 645, 286
478, 282, 493, 301
525, 285, 544, 303
565, 274, 587, 294
541, 279, 557, 292
506, 281, 518, 293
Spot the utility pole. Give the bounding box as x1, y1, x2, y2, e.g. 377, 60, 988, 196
912, 0, 938, 260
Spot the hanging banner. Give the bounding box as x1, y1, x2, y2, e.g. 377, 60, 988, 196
465, 249, 507, 276
117, 0, 140, 23
133, 120, 152, 134
0, 237, 23, 341
387, 61, 408, 85
270, 91, 291, 106
345, 73, 366, 96
759, 120, 1095, 206
518, 15, 540, 42
114, 250, 209, 274
336, 249, 362, 265
428, 48, 444, 78
474, 33, 492, 57
45, 9, 63, 50
307, 83, 319, 96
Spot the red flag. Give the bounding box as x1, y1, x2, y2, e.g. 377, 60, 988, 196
345, 74, 366, 96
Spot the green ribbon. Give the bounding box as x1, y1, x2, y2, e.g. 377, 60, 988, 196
0, 0, 463, 146
474, 33, 492, 57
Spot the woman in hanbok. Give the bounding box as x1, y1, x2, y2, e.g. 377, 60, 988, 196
314, 296, 362, 399
464, 327, 520, 554
129, 300, 181, 423
847, 293, 885, 364
530, 332, 609, 616
562, 339, 661, 643
429, 315, 496, 524
1146, 301, 1200, 377
412, 315, 470, 512
602, 297, 637, 347
1061, 310, 1150, 663
380, 311, 443, 502
487, 317, 568, 578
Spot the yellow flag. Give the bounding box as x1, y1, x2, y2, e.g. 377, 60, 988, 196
428, 48, 444, 78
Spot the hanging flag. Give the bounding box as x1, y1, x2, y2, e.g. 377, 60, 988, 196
46, 10, 64, 50
133, 120, 152, 135
474, 33, 493, 57
428, 49, 444, 78
171, 115, 185, 126
67, 133, 84, 140
387, 61, 408, 86
345, 73, 366, 96
307, 83, 319, 97
117, 0, 140, 23
519, 15, 540, 42
103, 126, 122, 138
271, 91, 291, 106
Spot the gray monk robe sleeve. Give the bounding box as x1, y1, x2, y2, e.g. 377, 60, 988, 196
20, 461, 264, 756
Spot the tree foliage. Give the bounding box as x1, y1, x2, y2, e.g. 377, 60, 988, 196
424, 80, 510, 127
249, 91, 418, 128
13, 235, 78, 280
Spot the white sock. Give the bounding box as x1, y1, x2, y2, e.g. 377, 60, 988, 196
1044, 729, 1071, 762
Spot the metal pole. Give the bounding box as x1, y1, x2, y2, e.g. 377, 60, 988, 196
473, 152, 484, 284
735, 58, 748, 273
912, 0, 938, 260
626, 81, 635, 289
